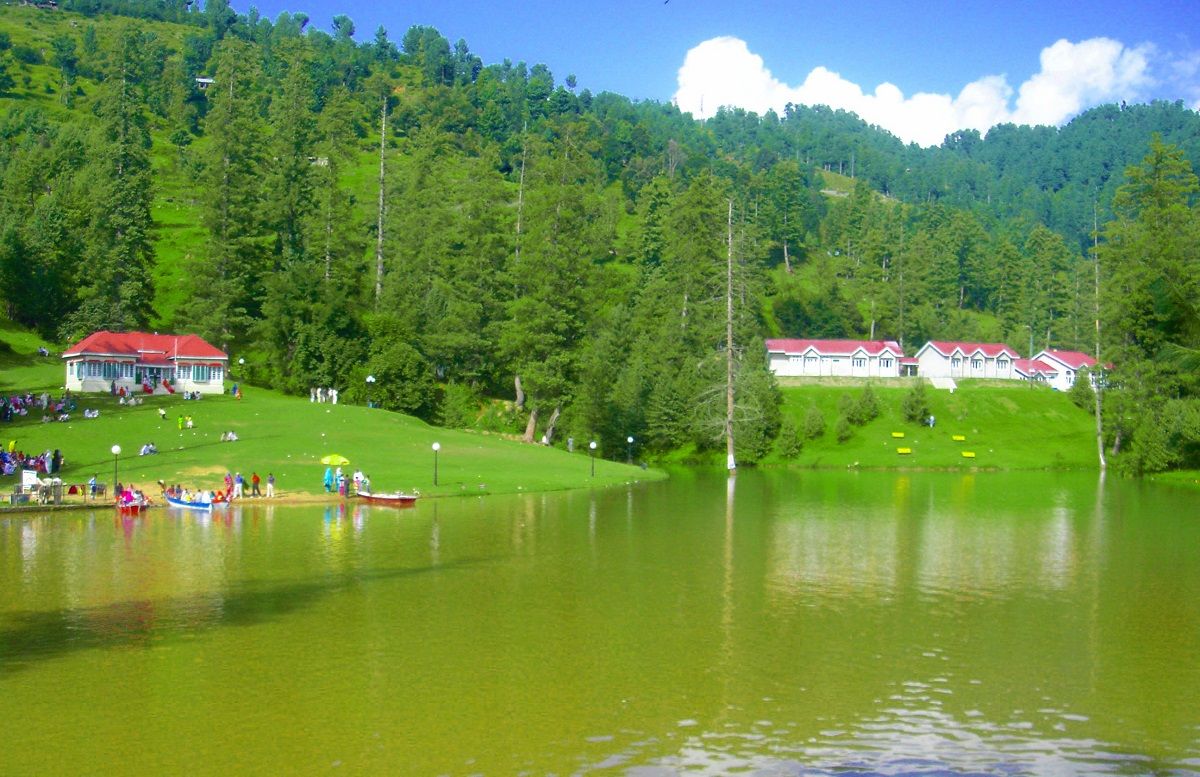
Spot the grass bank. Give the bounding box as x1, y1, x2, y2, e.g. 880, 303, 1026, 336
6, 388, 662, 499
765, 379, 1100, 470
0, 328, 661, 499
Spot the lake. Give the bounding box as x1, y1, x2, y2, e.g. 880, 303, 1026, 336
1, 470, 1197, 775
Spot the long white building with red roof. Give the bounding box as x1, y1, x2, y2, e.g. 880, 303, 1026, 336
62, 331, 228, 395
765, 339, 906, 378
914, 341, 1021, 380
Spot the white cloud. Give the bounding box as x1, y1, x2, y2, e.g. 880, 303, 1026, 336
673, 36, 1156, 146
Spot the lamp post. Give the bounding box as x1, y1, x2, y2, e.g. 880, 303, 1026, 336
366, 374, 375, 408
626, 435, 634, 465
111, 444, 121, 497
432, 442, 440, 485
589, 440, 597, 477
1024, 324, 1034, 389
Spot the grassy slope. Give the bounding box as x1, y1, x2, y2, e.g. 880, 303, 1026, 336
766, 379, 1100, 470
0, 327, 1104, 493
0, 328, 661, 498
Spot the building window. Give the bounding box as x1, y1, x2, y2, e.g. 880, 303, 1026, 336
881, 358, 893, 368
853, 358, 866, 367
951, 357, 961, 368
805, 356, 817, 366
998, 359, 1009, 370
972, 359, 983, 369
789, 355, 801, 363
193, 365, 211, 383
178, 365, 192, 380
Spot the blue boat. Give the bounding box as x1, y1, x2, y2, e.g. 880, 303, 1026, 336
165, 495, 214, 512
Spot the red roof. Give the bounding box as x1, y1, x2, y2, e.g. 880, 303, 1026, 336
63, 331, 227, 361
1014, 358, 1058, 376
921, 341, 1020, 359
1038, 349, 1098, 370
765, 339, 904, 357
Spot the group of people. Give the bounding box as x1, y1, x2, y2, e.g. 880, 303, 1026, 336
323, 466, 370, 496
310, 387, 339, 404
3, 390, 75, 423
116, 483, 151, 507
2, 447, 63, 476
163, 484, 222, 504
219, 430, 239, 442
138, 442, 158, 456
163, 470, 275, 503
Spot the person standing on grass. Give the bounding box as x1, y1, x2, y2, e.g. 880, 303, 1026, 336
251, 471, 261, 497
233, 472, 244, 499
323, 467, 333, 492
266, 473, 275, 498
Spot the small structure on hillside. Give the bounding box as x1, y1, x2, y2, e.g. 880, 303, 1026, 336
1013, 358, 1058, 384
765, 339, 905, 378
62, 331, 228, 396
915, 341, 1019, 380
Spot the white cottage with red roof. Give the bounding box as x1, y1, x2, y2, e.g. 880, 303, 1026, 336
62, 331, 228, 395
1034, 349, 1100, 391
915, 341, 1020, 380
765, 339, 906, 378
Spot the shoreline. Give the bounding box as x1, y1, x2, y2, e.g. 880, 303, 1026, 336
0, 490, 393, 514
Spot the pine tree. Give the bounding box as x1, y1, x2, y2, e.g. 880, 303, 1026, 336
63, 28, 156, 338
188, 39, 266, 351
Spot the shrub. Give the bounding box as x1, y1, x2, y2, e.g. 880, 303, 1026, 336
1070, 368, 1095, 413
835, 415, 853, 443
850, 384, 880, 425
437, 381, 481, 428
838, 392, 855, 421
776, 417, 802, 458
803, 404, 826, 439
902, 379, 931, 424
11, 45, 43, 65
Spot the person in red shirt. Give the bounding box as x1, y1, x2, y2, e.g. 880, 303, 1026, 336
251, 472, 261, 497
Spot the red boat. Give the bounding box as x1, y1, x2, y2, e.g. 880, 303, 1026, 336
117, 502, 147, 514
356, 491, 418, 507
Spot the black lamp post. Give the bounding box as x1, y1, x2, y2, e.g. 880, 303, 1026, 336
111, 444, 121, 497
366, 374, 375, 408
626, 435, 634, 465
589, 440, 597, 477
432, 441, 440, 485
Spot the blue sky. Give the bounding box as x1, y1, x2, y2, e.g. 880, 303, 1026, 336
240, 0, 1200, 145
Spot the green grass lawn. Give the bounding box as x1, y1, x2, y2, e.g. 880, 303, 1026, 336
765, 379, 1101, 470
0, 324, 660, 499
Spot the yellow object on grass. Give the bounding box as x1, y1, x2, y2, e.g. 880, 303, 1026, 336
897, 448, 912, 455
962, 451, 976, 458
952, 434, 966, 442
891, 432, 905, 438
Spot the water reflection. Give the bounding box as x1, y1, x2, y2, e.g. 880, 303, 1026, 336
0, 472, 1197, 775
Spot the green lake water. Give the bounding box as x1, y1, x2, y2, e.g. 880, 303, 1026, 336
1, 470, 1198, 775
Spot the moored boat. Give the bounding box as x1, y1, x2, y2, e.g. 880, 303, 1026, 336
116, 502, 146, 514
356, 491, 418, 507
165, 495, 214, 512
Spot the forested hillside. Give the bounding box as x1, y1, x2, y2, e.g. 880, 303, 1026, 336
0, 2, 1197, 472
